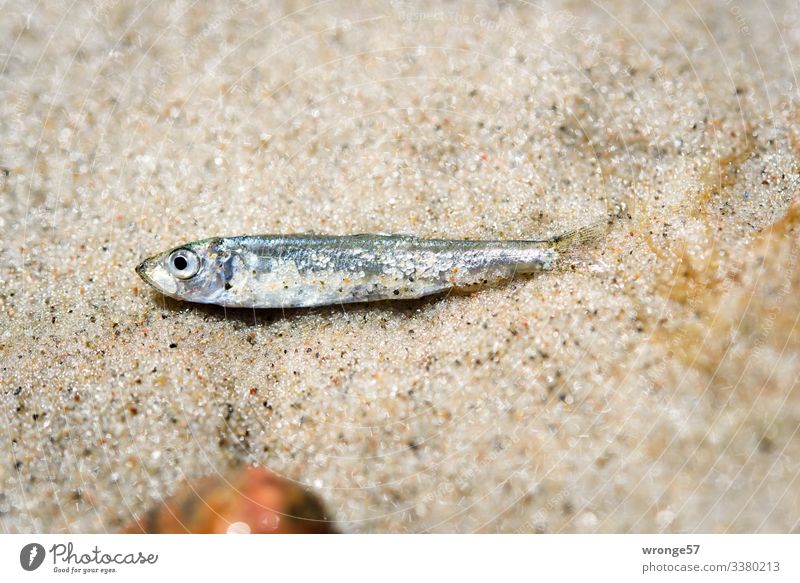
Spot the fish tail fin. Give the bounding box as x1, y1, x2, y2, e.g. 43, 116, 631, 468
546, 201, 626, 252
548, 219, 610, 250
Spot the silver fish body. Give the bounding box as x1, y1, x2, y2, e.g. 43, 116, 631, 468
136, 226, 600, 308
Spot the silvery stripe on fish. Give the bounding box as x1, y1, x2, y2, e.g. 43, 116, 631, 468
135, 223, 605, 308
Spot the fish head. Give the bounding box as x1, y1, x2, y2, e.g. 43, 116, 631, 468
136, 237, 233, 304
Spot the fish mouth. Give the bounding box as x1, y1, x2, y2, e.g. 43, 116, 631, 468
135, 255, 180, 297
135, 256, 163, 292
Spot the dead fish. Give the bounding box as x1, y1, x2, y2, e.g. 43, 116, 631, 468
120, 466, 335, 534
135, 220, 608, 309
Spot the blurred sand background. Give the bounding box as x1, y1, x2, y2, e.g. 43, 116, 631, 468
2, 0, 800, 533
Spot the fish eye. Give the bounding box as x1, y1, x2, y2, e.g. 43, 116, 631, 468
167, 249, 200, 279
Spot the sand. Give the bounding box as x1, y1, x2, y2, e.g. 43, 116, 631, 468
2, 0, 799, 533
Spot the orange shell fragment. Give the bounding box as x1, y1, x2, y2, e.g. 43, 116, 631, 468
121, 467, 336, 534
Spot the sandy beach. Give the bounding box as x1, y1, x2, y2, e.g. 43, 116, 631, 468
2, 0, 799, 533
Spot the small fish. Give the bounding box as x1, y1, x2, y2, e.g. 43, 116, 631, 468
136, 220, 607, 308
